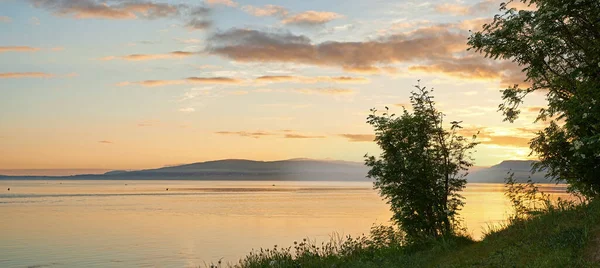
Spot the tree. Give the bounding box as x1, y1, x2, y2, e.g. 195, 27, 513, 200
365, 84, 478, 242
468, 0, 600, 197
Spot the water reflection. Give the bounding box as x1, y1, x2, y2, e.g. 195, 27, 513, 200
0, 180, 571, 267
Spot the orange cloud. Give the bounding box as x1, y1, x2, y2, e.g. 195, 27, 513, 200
215, 131, 276, 139
459, 126, 534, 148
186, 77, 242, 84
31, 0, 212, 30
101, 51, 196, 61
282, 11, 342, 25
208, 27, 466, 73
525, 106, 544, 113
342, 65, 398, 74
255, 75, 368, 84
242, 5, 288, 17
294, 88, 354, 95
339, 134, 375, 142
216, 130, 326, 139
138, 80, 186, 87
284, 134, 326, 139
0, 46, 40, 53
206, 0, 238, 7
118, 77, 242, 87
0, 72, 54, 79
32, 0, 180, 20
434, 0, 497, 16
408, 55, 528, 87
0, 16, 11, 23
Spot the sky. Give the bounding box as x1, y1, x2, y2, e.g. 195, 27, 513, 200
0, 0, 545, 171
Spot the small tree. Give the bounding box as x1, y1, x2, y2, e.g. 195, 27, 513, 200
365, 83, 478, 242
468, 0, 600, 197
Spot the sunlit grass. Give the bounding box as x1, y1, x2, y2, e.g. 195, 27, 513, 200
212, 200, 600, 267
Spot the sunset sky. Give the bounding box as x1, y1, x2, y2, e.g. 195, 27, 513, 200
0, 0, 545, 170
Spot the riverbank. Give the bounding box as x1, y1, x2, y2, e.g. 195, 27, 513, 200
233, 200, 600, 267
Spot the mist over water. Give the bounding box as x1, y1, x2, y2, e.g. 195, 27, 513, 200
0, 180, 570, 267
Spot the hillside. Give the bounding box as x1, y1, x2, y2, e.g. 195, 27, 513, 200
0, 159, 370, 181
466, 160, 557, 183
0, 159, 560, 183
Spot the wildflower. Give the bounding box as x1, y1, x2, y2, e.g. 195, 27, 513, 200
573, 140, 583, 150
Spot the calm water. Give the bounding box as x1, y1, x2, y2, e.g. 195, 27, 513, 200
0, 180, 570, 267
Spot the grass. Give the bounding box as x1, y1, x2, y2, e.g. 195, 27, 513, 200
213, 200, 600, 268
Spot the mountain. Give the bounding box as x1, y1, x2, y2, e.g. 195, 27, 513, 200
98, 159, 370, 181
466, 160, 558, 183
0, 159, 370, 181
0, 159, 561, 184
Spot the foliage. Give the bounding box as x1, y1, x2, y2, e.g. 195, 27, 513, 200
504, 172, 552, 219
234, 225, 410, 268
364, 83, 478, 242
468, 0, 600, 197
233, 201, 600, 267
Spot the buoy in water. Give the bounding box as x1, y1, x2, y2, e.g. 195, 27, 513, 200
7, 188, 9, 191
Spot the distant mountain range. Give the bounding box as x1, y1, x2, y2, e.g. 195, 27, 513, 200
0, 159, 369, 181
467, 160, 557, 183
0, 159, 558, 183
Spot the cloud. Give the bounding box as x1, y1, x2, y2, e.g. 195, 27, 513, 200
30, 17, 41, 25
434, 0, 497, 16
179, 107, 195, 112
0, 72, 54, 78
51, 47, 65, 51
241, 5, 340, 26
207, 27, 466, 73
30, 0, 181, 19
174, 38, 202, 44
525, 106, 544, 113
185, 18, 211, 30
294, 88, 355, 95
99, 51, 196, 61
98, 140, 113, 144
137, 120, 160, 127
342, 66, 398, 74
216, 130, 326, 139
339, 134, 375, 142
282, 11, 342, 26
242, 5, 288, 17
456, 18, 493, 32
284, 134, 326, 139
255, 75, 368, 84
0, 46, 40, 53
229, 90, 248, 95
0, 16, 11, 23
206, 0, 237, 7
186, 77, 242, 84
459, 126, 535, 147
118, 77, 242, 87
215, 131, 276, 139
122, 80, 185, 87
408, 55, 527, 87
30, 0, 212, 30
481, 135, 531, 147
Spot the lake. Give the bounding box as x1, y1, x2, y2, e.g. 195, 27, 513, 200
0, 180, 570, 267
